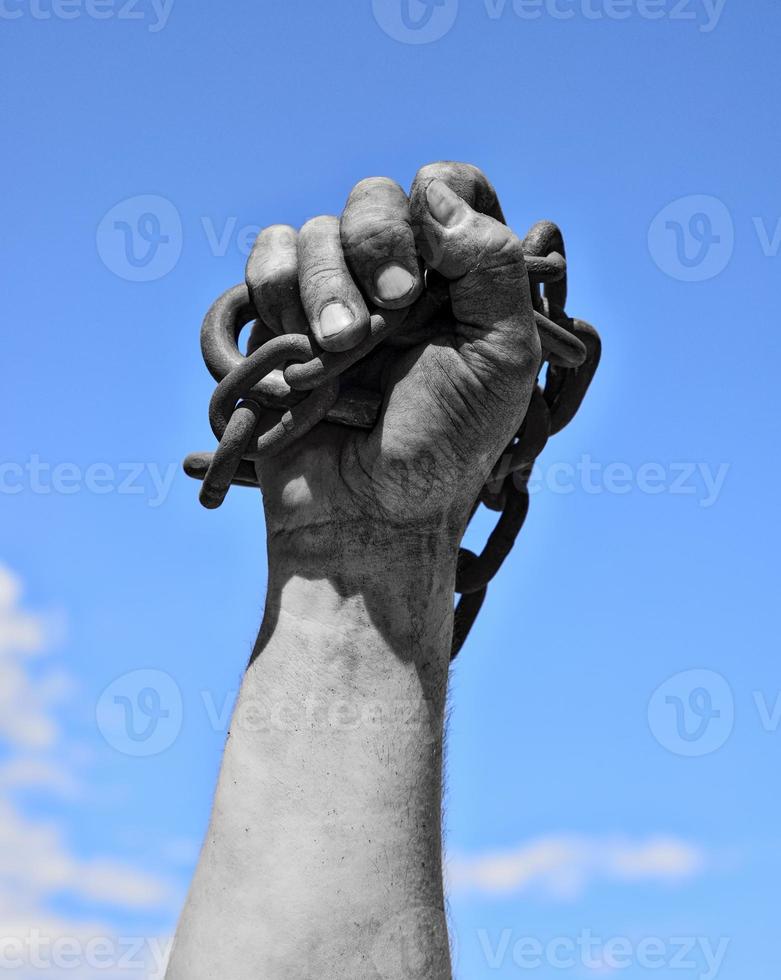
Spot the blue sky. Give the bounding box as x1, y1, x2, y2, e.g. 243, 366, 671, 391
1, 0, 779, 976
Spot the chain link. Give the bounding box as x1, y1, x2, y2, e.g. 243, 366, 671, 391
449, 222, 601, 656
184, 218, 601, 656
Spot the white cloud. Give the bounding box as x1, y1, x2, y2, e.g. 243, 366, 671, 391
0, 903, 172, 980
447, 834, 706, 900
0, 564, 68, 750
0, 799, 174, 911
0, 803, 175, 979
0, 563, 178, 978
0, 756, 79, 798
0, 565, 47, 654
605, 836, 703, 880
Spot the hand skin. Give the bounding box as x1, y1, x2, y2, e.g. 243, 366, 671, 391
166, 163, 540, 980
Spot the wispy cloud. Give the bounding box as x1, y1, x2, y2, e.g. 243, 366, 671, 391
0, 798, 174, 911
0, 756, 80, 798
0, 902, 171, 980
447, 834, 706, 900
0, 563, 177, 978
0, 564, 69, 750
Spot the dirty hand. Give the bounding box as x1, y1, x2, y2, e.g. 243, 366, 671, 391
247, 162, 541, 537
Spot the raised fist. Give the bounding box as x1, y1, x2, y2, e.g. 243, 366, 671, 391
245, 162, 542, 536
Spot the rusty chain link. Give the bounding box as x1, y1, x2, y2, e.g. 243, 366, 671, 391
184, 218, 601, 656
450, 222, 601, 656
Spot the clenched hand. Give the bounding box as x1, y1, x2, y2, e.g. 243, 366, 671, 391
245, 162, 542, 537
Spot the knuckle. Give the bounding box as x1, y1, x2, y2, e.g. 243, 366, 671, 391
488, 228, 525, 268
300, 214, 338, 238
246, 256, 298, 300
417, 160, 484, 186
247, 270, 298, 316
248, 267, 298, 308
248, 224, 296, 270
415, 162, 447, 183
260, 222, 297, 242
248, 255, 296, 285
298, 216, 344, 287
437, 218, 523, 277
342, 218, 412, 266
307, 265, 344, 287
461, 161, 488, 184
246, 228, 299, 311
301, 265, 349, 304
461, 219, 523, 270
299, 215, 340, 255
350, 175, 402, 198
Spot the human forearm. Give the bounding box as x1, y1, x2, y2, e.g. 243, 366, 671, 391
170, 161, 541, 979
167, 524, 458, 979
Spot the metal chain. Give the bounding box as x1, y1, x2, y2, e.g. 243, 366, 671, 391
450, 223, 601, 656
184, 220, 601, 656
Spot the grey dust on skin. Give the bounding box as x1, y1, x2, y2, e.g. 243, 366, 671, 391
170, 161, 600, 980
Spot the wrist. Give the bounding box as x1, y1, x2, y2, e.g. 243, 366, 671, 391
265, 513, 462, 570
261, 519, 460, 667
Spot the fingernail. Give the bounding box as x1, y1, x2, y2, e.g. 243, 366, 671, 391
319, 302, 353, 338
374, 262, 416, 303
426, 179, 462, 228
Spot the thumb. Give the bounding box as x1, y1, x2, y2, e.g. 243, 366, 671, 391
410, 176, 539, 367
